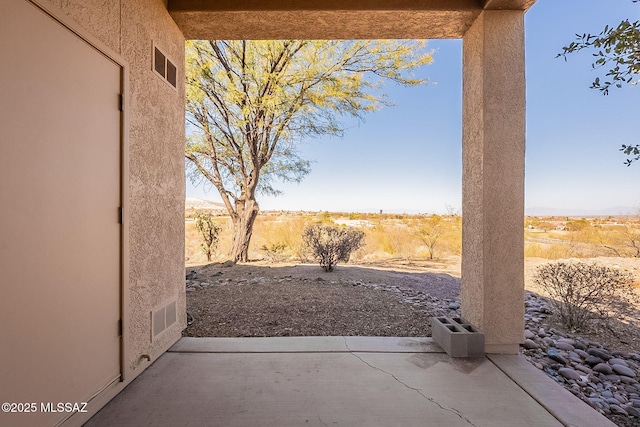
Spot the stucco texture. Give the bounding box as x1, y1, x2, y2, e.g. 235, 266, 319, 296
122, 0, 186, 373
461, 11, 525, 353
169, 0, 537, 40
50, 0, 186, 372
171, 10, 478, 40
49, 0, 120, 52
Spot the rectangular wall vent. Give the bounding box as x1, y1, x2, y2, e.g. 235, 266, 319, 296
151, 299, 178, 341
166, 300, 177, 327
152, 42, 177, 90
166, 61, 177, 87
154, 47, 166, 77
152, 307, 165, 338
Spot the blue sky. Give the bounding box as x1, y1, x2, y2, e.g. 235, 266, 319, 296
186, 0, 638, 215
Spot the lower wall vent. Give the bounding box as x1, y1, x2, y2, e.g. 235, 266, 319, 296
151, 299, 178, 341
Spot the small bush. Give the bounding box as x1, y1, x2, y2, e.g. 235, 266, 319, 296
194, 211, 221, 262
260, 242, 288, 262
533, 261, 636, 331
415, 215, 443, 260
303, 225, 365, 272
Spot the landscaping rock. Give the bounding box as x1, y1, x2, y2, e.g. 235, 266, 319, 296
626, 406, 640, 417
594, 363, 614, 375
558, 368, 581, 381
588, 348, 611, 361
612, 364, 637, 378
517, 292, 640, 424
609, 357, 629, 367
555, 341, 575, 352
609, 404, 628, 416
547, 349, 567, 365
585, 356, 604, 366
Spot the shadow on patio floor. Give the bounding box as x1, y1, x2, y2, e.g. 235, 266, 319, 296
84, 337, 614, 427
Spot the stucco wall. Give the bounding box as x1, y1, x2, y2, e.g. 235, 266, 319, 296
50, 0, 186, 371
122, 0, 186, 372
461, 10, 525, 353
48, 0, 120, 52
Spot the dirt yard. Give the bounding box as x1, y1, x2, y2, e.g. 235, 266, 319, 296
184, 258, 460, 337
184, 256, 640, 354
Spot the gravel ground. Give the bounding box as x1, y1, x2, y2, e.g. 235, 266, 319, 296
184, 260, 461, 337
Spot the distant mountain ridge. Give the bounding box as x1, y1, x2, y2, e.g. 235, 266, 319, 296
185, 198, 226, 212
185, 198, 636, 217
525, 206, 636, 217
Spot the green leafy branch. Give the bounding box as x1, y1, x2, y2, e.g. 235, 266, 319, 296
557, 0, 639, 165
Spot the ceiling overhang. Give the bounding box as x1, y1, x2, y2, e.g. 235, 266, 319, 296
168, 0, 537, 40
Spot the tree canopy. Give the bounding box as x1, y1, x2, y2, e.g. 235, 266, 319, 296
557, 0, 639, 165
185, 40, 432, 261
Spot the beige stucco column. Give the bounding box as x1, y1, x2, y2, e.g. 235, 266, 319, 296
461, 10, 525, 354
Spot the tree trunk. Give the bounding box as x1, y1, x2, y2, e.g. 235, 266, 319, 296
230, 199, 260, 262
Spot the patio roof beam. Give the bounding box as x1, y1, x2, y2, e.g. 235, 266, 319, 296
168, 0, 535, 40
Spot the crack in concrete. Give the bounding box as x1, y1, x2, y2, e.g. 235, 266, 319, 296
342, 337, 478, 427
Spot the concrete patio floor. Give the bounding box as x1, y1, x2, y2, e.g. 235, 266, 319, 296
85, 337, 615, 427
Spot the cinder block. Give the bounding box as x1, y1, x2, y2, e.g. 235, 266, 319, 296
432, 317, 485, 358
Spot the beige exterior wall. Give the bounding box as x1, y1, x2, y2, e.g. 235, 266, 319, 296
48, 0, 186, 381
121, 0, 186, 373
461, 10, 526, 354
47, 0, 121, 53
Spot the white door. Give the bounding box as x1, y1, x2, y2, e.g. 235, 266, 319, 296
0, 1, 122, 425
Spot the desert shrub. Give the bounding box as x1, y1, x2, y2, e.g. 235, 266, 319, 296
564, 218, 591, 232
194, 211, 221, 262
320, 211, 334, 224
303, 225, 365, 272
260, 241, 288, 262
533, 261, 636, 331
415, 215, 443, 259
537, 221, 556, 232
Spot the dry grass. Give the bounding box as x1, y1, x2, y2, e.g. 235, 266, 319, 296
251, 216, 308, 261
186, 212, 640, 265
185, 216, 232, 264
524, 242, 572, 259
186, 212, 463, 265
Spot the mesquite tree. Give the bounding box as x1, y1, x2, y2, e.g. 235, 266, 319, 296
185, 40, 432, 262
558, 0, 640, 165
